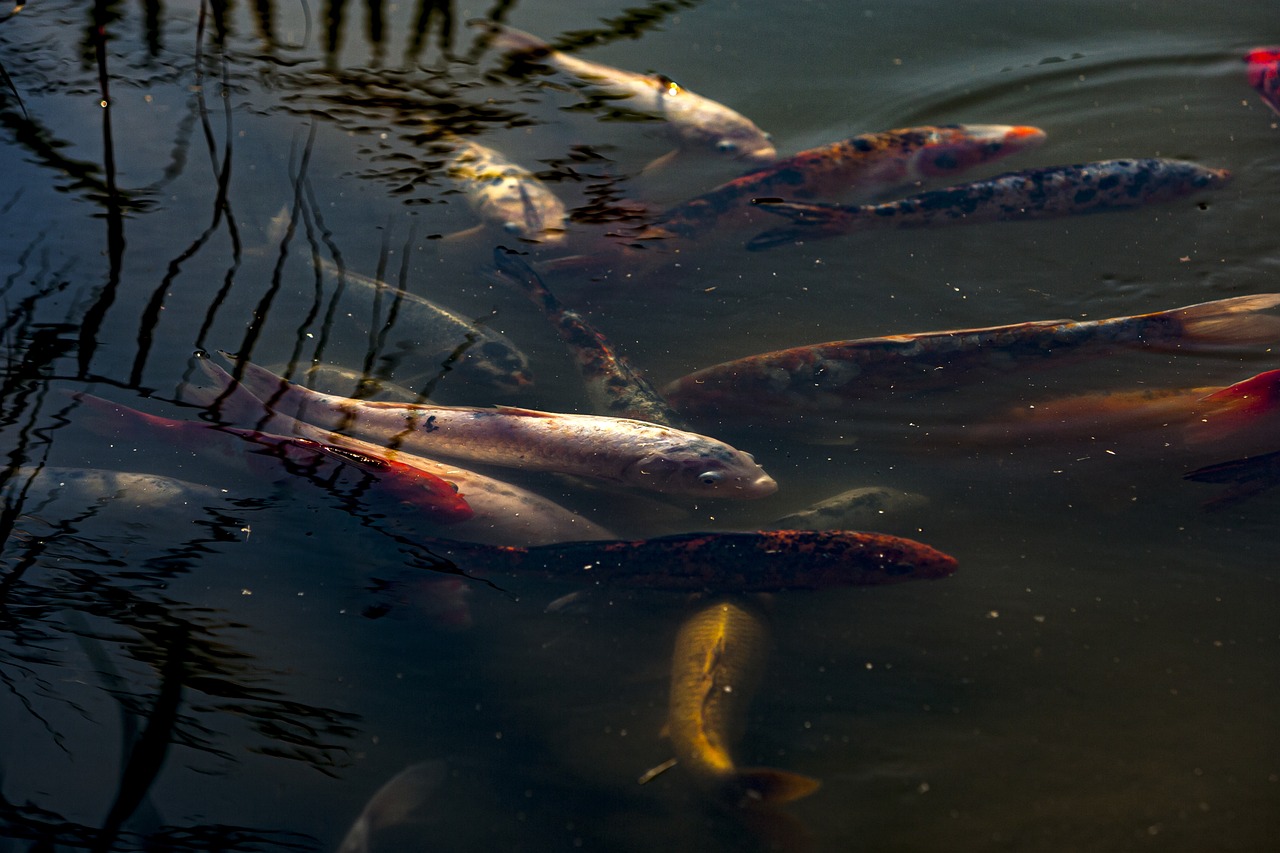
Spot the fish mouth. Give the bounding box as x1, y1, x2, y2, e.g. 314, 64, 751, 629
740, 473, 779, 497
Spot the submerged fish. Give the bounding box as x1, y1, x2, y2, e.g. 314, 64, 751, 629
72, 393, 474, 524
968, 369, 1280, 447
1185, 449, 1280, 509
196, 358, 616, 546
320, 259, 534, 394
641, 124, 1046, 240
337, 761, 449, 853
486, 24, 775, 163
278, 361, 424, 404
662, 597, 819, 808
446, 137, 567, 243
423, 528, 958, 591
663, 294, 1280, 419
6, 467, 228, 510
1245, 47, 1280, 117
490, 247, 684, 426
223, 355, 777, 499
770, 486, 929, 531
747, 158, 1231, 250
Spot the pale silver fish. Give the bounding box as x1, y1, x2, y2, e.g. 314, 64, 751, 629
446, 137, 567, 243
320, 259, 535, 394
221, 355, 778, 499
6, 467, 228, 510
486, 24, 775, 163
336, 761, 448, 853
196, 359, 616, 545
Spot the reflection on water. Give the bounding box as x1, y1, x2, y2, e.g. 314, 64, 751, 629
2, 0, 1280, 850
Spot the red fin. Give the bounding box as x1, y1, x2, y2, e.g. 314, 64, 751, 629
1186, 369, 1280, 445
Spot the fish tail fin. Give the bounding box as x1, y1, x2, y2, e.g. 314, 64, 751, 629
1167, 293, 1280, 348
1184, 451, 1280, 510
747, 200, 857, 251
733, 767, 822, 807
476, 22, 551, 58
1186, 369, 1280, 445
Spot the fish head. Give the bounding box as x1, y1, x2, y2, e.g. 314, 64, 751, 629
712, 131, 777, 164
455, 340, 536, 393
909, 124, 1046, 179
624, 445, 778, 499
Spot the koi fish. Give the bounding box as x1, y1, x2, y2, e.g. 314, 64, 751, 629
222, 354, 778, 499
662, 294, 1280, 419
422, 528, 958, 591
321, 259, 534, 393
485, 24, 775, 163
490, 247, 685, 426
1185, 449, 1280, 509
747, 158, 1231, 250
277, 361, 424, 403
661, 597, 819, 807
195, 357, 616, 546
6, 467, 229, 510
769, 486, 929, 531
71, 392, 474, 524
640, 124, 1046, 241
1245, 47, 1280, 117
446, 137, 567, 243
337, 762, 449, 853
968, 369, 1280, 447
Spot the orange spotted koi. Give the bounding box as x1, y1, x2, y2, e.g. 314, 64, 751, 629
747, 158, 1230, 250
1245, 47, 1280, 117
421, 529, 958, 592
634, 124, 1045, 242
663, 295, 1280, 419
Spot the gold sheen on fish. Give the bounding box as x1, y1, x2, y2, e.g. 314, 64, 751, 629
485, 23, 775, 163
446, 137, 567, 243
222, 355, 777, 499
663, 597, 820, 807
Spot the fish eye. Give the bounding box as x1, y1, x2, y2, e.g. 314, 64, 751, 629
697, 471, 724, 486
716, 140, 738, 153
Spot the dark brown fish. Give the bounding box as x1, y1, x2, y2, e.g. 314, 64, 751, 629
747, 158, 1231, 250
423, 529, 958, 592
491, 247, 685, 426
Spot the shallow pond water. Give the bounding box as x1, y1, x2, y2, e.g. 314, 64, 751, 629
1, 1, 1278, 850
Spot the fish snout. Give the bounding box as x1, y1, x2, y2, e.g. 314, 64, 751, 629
741, 472, 779, 497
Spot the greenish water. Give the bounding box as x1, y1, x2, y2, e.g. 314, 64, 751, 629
1, 1, 1278, 850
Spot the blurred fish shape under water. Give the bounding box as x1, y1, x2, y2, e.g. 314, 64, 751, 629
483, 23, 775, 164
421, 528, 958, 591
444, 137, 568, 244
658, 597, 820, 808
663, 294, 1280, 419
71, 392, 474, 524
1245, 47, 1280, 117
195, 357, 616, 546
1184, 449, 1280, 509
336, 761, 449, 853
489, 247, 685, 426
319, 259, 535, 394
747, 158, 1231, 250
4, 466, 229, 511
222, 354, 778, 499
769, 486, 930, 531
637, 124, 1046, 241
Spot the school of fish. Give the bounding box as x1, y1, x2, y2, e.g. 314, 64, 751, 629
49, 23, 1280, 831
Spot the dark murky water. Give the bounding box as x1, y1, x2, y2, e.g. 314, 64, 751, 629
2, 1, 1278, 850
